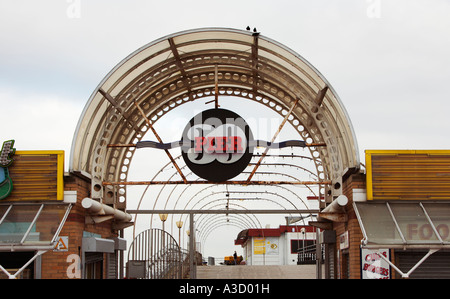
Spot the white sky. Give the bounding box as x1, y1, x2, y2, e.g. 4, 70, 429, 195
1, 0, 450, 261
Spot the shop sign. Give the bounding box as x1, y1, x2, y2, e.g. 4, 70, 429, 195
404, 222, 450, 242
180, 108, 254, 182
339, 231, 349, 250
361, 248, 390, 279
0, 140, 16, 200
254, 237, 266, 255
366, 150, 450, 201
5, 150, 65, 201
54, 236, 69, 252
266, 237, 279, 255
136, 108, 310, 182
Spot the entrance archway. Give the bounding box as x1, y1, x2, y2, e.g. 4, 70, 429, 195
70, 28, 359, 212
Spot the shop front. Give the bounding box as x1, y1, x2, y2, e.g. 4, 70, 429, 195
328, 150, 450, 279
0, 143, 131, 279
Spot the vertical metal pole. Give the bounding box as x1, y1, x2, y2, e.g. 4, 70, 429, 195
189, 213, 196, 279
316, 227, 322, 279
214, 64, 219, 109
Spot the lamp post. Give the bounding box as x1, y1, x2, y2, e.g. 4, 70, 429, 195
176, 220, 183, 247
159, 213, 168, 231
159, 213, 168, 249
176, 220, 183, 278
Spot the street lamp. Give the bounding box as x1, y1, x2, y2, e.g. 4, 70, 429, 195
159, 213, 168, 231
176, 220, 183, 248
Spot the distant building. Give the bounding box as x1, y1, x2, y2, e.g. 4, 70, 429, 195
235, 225, 318, 265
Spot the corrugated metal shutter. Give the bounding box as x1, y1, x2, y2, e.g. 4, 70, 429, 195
107, 252, 117, 279
397, 251, 450, 279
327, 245, 335, 279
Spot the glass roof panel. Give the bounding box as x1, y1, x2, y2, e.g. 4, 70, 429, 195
0, 205, 41, 244
355, 202, 450, 248
422, 203, 450, 244
0, 203, 71, 248
0, 205, 9, 222
23, 204, 69, 244
355, 202, 403, 245
389, 202, 441, 244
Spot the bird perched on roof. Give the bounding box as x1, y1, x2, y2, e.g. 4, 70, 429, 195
246, 26, 260, 36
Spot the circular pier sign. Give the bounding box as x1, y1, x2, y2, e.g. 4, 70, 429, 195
181, 108, 254, 182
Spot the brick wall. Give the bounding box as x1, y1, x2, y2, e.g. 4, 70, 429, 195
332, 172, 366, 279
40, 173, 119, 279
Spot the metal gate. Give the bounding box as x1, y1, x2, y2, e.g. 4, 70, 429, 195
127, 229, 184, 279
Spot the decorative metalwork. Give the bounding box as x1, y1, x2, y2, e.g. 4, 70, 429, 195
127, 228, 183, 279
70, 28, 360, 211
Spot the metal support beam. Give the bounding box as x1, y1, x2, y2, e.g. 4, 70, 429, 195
126, 209, 319, 214
189, 213, 196, 279
214, 64, 219, 109
316, 227, 322, 279
98, 88, 140, 132
309, 221, 333, 230
246, 98, 299, 183
376, 249, 439, 279
315, 86, 329, 107
168, 38, 195, 102
134, 103, 187, 183
0, 250, 47, 279
104, 179, 331, 186
251, 34, 259, 95
318, 212, 348, 223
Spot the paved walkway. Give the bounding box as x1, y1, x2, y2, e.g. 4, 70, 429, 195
197, 265, 322, 279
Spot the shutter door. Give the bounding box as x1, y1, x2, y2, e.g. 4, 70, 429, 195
326, 244, 335, 279
107, 252, 117, 279
397, 250, 450, 279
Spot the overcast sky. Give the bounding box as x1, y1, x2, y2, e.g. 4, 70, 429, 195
1, 0, 450, 259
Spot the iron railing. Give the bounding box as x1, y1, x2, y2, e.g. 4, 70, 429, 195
297, 243, 324, 265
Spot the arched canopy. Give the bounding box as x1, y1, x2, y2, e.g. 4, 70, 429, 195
70, 28, 359, 208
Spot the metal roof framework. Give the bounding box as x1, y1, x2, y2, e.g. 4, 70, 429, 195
69, 28, 360, 210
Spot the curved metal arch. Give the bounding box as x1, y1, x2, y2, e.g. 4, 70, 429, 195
196, 213, 258, 235
168, 186, 298, 235
191, 202, 262, 228
179, 184, 309, 212
182, 190, 300, 213
197, 197, 292, 214
70, 28, 359, 209
198, 218, 251, 245
174, 186, 309, 230
133, 163, 316, 238
199, 221, 248, 250
161, 154, 317, 213
174, 188, 312, 239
